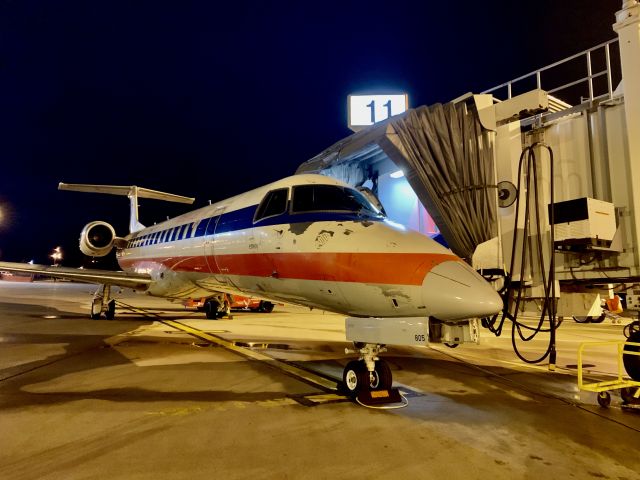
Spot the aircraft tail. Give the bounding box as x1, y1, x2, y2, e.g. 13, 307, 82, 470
58, 183, 195, 233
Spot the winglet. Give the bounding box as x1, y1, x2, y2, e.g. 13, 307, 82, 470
58, 183, 195, 233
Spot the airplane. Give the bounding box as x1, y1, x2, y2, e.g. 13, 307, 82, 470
0, 174, 502, 399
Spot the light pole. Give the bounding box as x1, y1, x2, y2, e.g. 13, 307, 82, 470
50, 246, 62, 266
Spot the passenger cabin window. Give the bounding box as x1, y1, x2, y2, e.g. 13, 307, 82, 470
291, 184, 381, 216
254, 188, 289, 222
206, 217, 217, 235
195, 219, 208, 237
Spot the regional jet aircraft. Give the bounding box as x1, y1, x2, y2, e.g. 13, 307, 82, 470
0, 174, 502, 398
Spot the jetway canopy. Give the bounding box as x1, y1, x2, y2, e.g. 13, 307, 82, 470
296, 101, 497, 260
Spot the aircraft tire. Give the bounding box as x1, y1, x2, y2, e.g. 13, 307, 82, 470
372, 360, 392, 390
105, 300, 116, 320
90, 301, 102, 320
204, 300, 219, 320
342, 360, 367, 398
623, 333, 640, 381
258, 301, 274, 313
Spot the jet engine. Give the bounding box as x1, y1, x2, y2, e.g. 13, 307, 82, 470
79, 221, 117, 257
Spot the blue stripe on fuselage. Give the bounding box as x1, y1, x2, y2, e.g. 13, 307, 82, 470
127, 204, 383, 248
218, 205, 383, 233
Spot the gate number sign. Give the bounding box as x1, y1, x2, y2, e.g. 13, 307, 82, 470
348, 94, 408, 131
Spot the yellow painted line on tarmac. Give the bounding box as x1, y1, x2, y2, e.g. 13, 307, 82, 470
145, 397, 300, 416
304, 393, 348, 404
114, 299, 339, 393
428, 346, 562, 374
161, 319, 339, 392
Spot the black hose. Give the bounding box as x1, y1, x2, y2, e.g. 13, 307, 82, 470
484, 142, 558, 364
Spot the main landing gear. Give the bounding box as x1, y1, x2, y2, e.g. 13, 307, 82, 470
342, 343, 400, 405
204, 295, 231, 320
91, 284, 116, 320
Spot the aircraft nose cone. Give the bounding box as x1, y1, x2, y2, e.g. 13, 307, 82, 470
422, 260, 502, 320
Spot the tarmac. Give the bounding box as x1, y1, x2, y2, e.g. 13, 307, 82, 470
1, 280, 639, 479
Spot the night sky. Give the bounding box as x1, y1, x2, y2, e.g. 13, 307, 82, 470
0, 0, 623, 267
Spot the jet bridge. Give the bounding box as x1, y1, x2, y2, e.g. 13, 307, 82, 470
297, 1, 640, 375
296, 100, 499, 262
298, 1, 640, 291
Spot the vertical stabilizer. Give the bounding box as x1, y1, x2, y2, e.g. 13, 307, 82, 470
127, 186, 145, 233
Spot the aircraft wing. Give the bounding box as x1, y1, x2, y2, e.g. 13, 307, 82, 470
0, 261, 152, 290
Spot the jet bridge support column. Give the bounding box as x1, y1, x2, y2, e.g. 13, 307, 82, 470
614, 1, 640, 267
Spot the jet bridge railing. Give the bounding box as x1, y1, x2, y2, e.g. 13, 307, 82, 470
483, 38, 621, 107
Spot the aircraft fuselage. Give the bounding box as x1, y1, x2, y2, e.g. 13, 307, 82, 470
117, 174, 501, 321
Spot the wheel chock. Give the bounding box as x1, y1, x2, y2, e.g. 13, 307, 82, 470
356, 388, 402, 406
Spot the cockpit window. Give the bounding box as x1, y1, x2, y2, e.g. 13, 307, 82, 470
254, 188, 289, 222
291, 184, 382, 216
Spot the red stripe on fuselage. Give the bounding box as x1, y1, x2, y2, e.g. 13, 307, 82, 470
118, 252, 459, 286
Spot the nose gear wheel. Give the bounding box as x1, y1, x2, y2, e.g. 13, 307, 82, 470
342, 343, 394, 398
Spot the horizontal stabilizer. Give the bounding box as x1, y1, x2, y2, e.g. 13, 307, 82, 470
0, 261, 152, 290
58, 183, 195, 233
58, 183, 195, 204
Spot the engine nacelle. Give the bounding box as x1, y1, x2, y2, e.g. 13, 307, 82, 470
79, 221, 116, 257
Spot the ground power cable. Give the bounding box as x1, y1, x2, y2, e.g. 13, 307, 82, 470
484, 142, 559, 365
356, 393, 409, 410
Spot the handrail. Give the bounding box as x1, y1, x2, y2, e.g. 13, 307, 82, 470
483, 38, 620, 105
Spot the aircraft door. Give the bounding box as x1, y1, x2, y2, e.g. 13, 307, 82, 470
206, 205, 254, 290
203, 206, 226, 279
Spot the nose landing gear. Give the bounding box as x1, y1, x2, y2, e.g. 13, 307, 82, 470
342, 343, 400, 405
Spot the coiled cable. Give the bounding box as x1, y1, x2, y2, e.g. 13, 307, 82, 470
484, 142, 559, 364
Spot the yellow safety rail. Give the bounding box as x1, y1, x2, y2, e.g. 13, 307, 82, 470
577, 340, 640, 393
